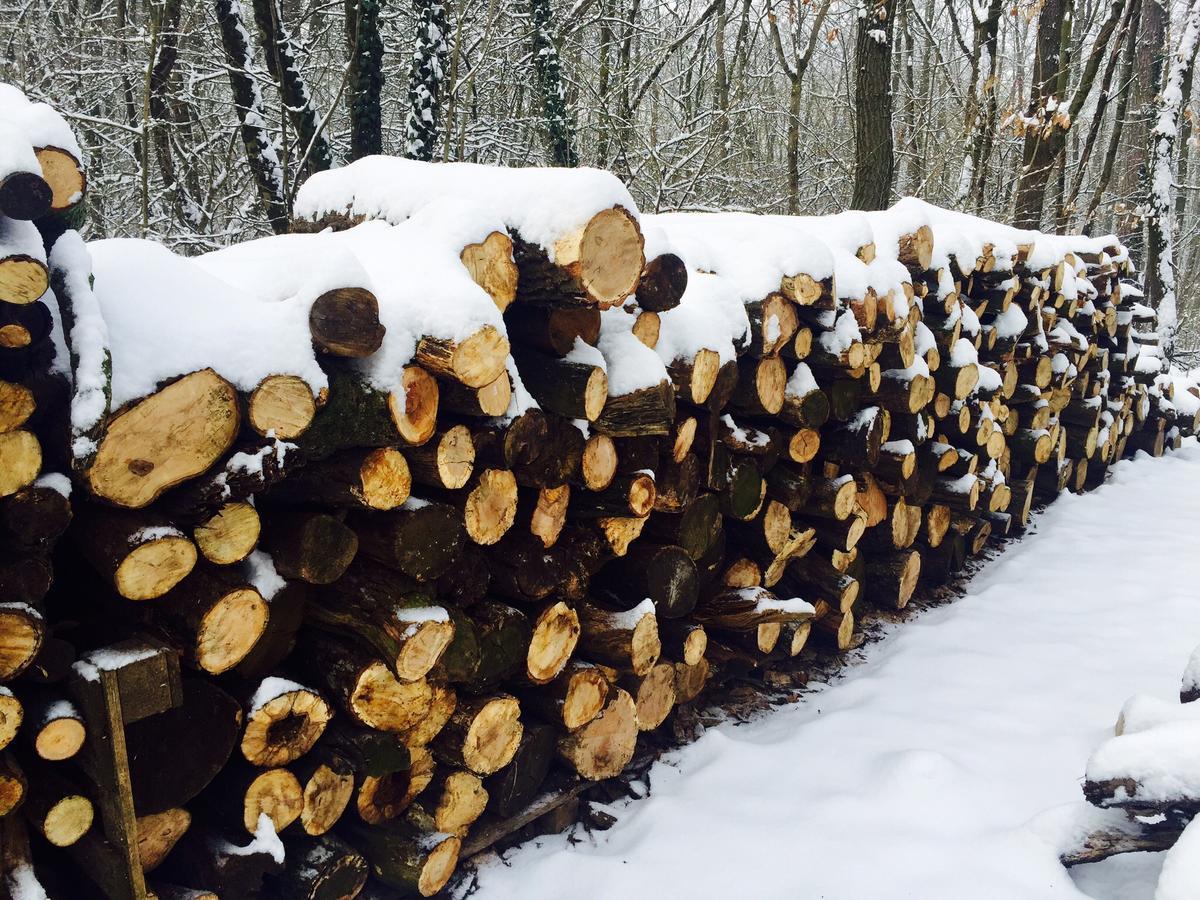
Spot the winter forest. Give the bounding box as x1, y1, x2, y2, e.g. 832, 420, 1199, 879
2, 0, 1199, 356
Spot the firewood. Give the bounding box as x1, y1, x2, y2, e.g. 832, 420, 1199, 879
21, 762, 92, 847
504, 305, 601, 356
23, 692, 83, 760
511, 205, 644, 309
418, 769, 489, 837
275, 832, 369, 900
246, 374, 316, 439
343, 815, 461, 897
0, 603, 44, 681
74, 506, 198, 600
636, 253, 688, 312
0, 161, 51, 220
239, 676, 331, 767
311, 563, 453, 683
577, 600, 660, 676
0, 379, 35, 433
673, 657, 711, 703
430, 693, 522, 776
85, 369, 241, 508
291, 750, 355, 836
513, 349, 608, 421
556, 686, 638, 780
350, 500, 464, 582
519, 662, 610, 731
268, 446, 413, 508
774, 555, 859, 613
594, 543, 698, 619
642, 492, 722, 560
299, 632, 430, 735
864, 549, 922, 609
440, 370, 512, 417
484, 722, 557, 817
730, 356, 787, 417
206, 762, 304, 833
0, 429, 40, 498
258, 509, 358, 585
526, 601, 580, 685
580, 432, 619, 491
159, 820, 284, 897
296, 366, 439, 459
594, 379, 677, 437
0, 218, 49, 304
618, 662, 677, 731
136, 807, 191, 871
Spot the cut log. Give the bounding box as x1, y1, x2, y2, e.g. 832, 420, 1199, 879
556, 686, 638, 779
296, 366, 438, 458
513, 349, 608, 421
240, 677, 331, 767
521, 662, 610, 731
594, 379, 676, 437
421, 769, 489, 837
299, 633, 431, 735
578, 600, 661, 675
0, 380, 35, 433
25, 693, 83, 760
344, 817, 461, 897
275, 832, 369, 900
136, 808, 191, 871
406, 426, 473, 491
192, 501, 260, 566
0, 430, 40, 498
247, 374, 316, 439
268, 446, 413, 509
0, 218, 49, 304
864, 550, 921, 609
75, 507, 197, 600
258, 509, 358, 586
311, 558, 453, 682
350, 499, 464, 582
619, 662, 676, 731
461, 230, 519, 311
308, 287, 386, 357
431, 694, 523, 776
511, 205, 644, 309
86, 369, 240, 508
526, 601, 580, 685
484, 722, 557, 817
459, 469, 519, 545
415, 325, 510, 389
593, 543, 699, 619
636, 253, 688, 312
774, 555, 859, 614
150, 564, 270, 674
440, 370, 512, 417
35, 146, 87, 213
294, 751, 355, 836
0, 603, 44, 681
22, 763, 93, 847
0, 165, 51, 220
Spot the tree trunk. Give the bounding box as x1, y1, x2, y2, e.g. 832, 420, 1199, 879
850, 0, 896, 210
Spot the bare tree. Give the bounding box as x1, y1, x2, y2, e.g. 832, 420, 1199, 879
850, 0, 896, 210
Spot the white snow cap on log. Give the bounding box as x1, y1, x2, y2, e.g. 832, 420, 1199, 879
196, 231, 376, 308
645, 211, 836, 301
328, 202, 508, 393
780, 210, 875, 256
1086, 719, 1200, 806
0, 124, 41, 185
293, 155, 640, 257
654, 271, 749, 367
87, 238, 327, 408
49, 231, 110, 438
1116, 693, 1200, 736
1155, 815, 1200, 900
0, 82, 84, 164
597, 307, 669, 395
1182, 644, 1200, 700
860, 198, 932, 263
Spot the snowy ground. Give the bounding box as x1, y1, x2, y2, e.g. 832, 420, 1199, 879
466, 440, 1200, 900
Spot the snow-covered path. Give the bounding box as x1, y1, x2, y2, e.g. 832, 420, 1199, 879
469, 441, 1200, 900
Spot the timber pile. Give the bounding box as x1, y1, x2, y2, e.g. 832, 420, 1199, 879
0, 83, 1195, 899
1059, 644, 1200, 871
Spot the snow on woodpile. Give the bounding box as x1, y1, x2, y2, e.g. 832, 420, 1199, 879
87, 239, 327, 407
328, 202, 509, 392
597, 306, 669, 395
293, 155, 639, 255
0, 83, 84, 166
653, 271, 749, 368
1085, 719, 1200, 807
196, 231, 376, 308
645, 211, 836, 302
776, 210, 875, 258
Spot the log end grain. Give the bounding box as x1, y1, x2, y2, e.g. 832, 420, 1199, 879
526, 601, 580, 685
88, 369, 240, 508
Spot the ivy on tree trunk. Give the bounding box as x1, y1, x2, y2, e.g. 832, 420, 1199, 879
404, 0, 449, 161
529, 0, 578, 167
347, 0, 384, 160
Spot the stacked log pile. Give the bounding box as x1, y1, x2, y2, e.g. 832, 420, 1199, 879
0, 85, 1196, 899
